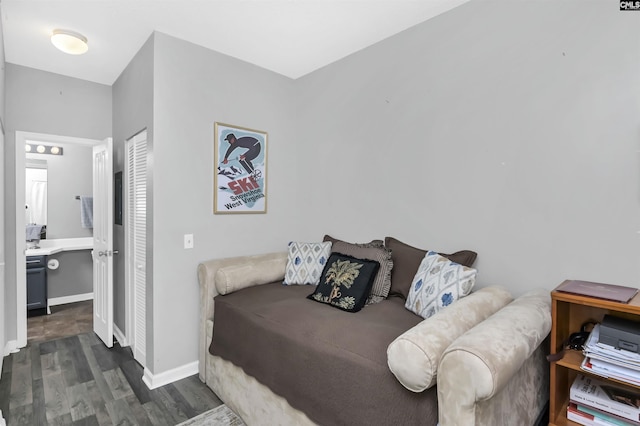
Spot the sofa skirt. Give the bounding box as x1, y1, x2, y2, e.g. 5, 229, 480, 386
206, 353, 317, 426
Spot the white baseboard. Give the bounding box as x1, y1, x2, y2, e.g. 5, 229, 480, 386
142, 361, 199, 390
48, 292, 93, 307
3, 340, 19, 357
113, 324, 128, 347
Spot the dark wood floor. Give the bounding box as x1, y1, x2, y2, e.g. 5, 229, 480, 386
1, 303, 222, 425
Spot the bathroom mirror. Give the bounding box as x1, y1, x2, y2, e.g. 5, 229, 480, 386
25, 159, 48, 229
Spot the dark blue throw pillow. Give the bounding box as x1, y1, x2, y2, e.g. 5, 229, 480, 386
307, 253, 380, 313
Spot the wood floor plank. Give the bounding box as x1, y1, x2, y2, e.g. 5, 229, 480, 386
173, 375, 222, 415
73, 414, 100, 425
67, 335, 94, 383
67, 382, 96, 421
9, 365, 33, 409
91, 342, 120, 372
31, 377, 48, 426
57, 339, 80, 387
48, 412, 74, 425
30, 341, 43, 381
43, 372, 71, 421
2, 351, 13, 372
0, 367, 13, 419
7, 402, 33, 425
39, 340, 58, 355
150, 386, 189, 425
142, 400, 173, 426
162, 382, 199, 418
120, 358, 152, 404
79, 334, 115, 403
104, 368, 135, 400
86, 380, 113, 426
125, 393, 153, 426
41, 351, 62, 377
12, 345, 31, 369
105, 397, 139, 426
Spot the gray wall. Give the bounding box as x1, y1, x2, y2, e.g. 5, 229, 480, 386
4, 64, 111, 342
112, 35, 154, 340
149, 32, 297, 374
26, 142, 93, 239
295, 0, 640, 295
47, 251, 93, 299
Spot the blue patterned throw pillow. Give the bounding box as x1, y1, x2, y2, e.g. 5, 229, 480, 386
405, 251, 476, 319
283, 242, 332, 285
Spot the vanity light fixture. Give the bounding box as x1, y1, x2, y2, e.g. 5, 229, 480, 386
25, 143, 64, 156
51, 29, 88, 55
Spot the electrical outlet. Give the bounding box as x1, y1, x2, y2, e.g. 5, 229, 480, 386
184, 234, 194, 249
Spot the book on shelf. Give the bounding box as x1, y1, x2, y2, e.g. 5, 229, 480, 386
582, 357, 640, 387
556, 280, 639, 303
570, 374, 640, 423
568, 402, 619, 426
573, 401, 640, 426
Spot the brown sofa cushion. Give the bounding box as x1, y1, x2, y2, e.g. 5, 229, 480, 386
323, 235, 392, 303
385, 237, 477, 300
323, 234, 384, 248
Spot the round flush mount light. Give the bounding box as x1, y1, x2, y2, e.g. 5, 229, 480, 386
25, 144, 32, 152
36, 145, 46, 153
51, 29, 88, 55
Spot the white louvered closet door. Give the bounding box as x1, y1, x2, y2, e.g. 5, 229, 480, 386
127, 131, 147, 366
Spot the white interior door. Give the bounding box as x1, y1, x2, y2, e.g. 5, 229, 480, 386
126, 131, 147, 365
93, 138, 114, 347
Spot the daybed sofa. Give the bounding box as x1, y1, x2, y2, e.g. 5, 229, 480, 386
198, 239, 551, 426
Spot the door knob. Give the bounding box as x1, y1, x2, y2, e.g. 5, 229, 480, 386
98, 251, 107, 257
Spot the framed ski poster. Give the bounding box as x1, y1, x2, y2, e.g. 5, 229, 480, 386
214, 122, 268, 214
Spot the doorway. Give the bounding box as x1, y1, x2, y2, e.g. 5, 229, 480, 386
14, 131, 114, 349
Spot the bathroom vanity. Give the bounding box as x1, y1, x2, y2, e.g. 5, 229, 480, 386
25, 237, 94, 312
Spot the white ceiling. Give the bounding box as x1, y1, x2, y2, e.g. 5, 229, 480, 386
1, 0, 470, 86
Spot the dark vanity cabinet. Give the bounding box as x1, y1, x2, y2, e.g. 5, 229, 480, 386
26, 255, 47, 312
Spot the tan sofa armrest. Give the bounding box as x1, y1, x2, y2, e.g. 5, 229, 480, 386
437, 289, 551, 425
387, 286, 512, 392
197, 251, 287, 381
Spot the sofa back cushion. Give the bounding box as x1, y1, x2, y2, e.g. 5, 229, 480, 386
385, 236, 477, 300
387, 286, 512, 393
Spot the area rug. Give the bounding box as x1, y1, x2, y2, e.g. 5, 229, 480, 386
177, 404, 246, 426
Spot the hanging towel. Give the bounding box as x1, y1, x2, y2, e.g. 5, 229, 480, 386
80, 196, 94, 229
26, 224, 43, 241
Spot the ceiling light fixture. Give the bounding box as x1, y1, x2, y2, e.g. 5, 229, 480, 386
51, 29, 88, 55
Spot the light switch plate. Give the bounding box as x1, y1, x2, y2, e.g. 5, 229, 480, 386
184, 234, 194, 249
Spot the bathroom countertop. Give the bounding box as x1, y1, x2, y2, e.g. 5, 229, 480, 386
25, 237, 94, 256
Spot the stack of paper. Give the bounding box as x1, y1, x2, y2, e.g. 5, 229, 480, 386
582, 324, 640, 386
